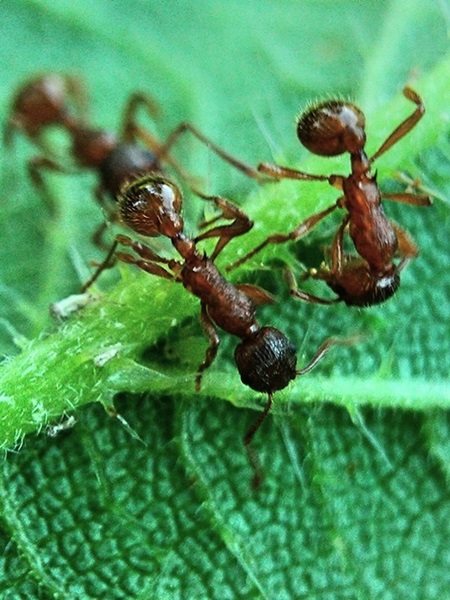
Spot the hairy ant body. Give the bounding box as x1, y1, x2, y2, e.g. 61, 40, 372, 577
4, 73, 261, 244
229, 87, 432, 306
91, 173, 346, 487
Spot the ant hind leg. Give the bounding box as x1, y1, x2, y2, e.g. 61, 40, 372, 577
195, 303, 220, 391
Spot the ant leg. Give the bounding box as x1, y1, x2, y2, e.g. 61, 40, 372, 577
193, 193, 253, 261
226, 202, 338, 271
91, 185, 120, 249
258, 161, 331, 183
3, 115, 22, 147
382, 191, 432, 206
115, 251, 174, 280
390, 222, 419, 259
195, 303, 220, 391
92, 222, 110, 250
296, 335, 358, 377
82, 239, 120, 292
28, 155, 69, 187
82, 235, 177, 291
129, 123, 197, 184
235, 283, 274, 305
28, 155, 73, 216
121, 92, 160, 141
286, 269, 340, 305
243, 392, 273, 490
327, 214, 350, 275
115, 234, 176, 265
369, 87, 424, 164
258, 163, 345, 195
395, 171, 444, 203
155, 121, 263, 180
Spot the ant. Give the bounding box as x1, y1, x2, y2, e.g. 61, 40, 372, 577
4, 73, 261, 245
91, 173, 348, 488
228, 87, 432, 307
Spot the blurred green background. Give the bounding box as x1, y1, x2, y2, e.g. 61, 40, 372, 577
0, 1, 449, 598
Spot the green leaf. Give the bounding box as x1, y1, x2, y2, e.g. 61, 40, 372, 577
0, 1, 449, 598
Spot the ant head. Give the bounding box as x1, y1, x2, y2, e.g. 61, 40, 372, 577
297, 100, 366, 156
234, 326, 297, 393
326, 262, 400, 306
118, 175, 183, 238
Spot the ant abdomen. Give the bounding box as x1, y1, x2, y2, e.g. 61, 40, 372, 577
235, 327, 297, 393
297, 100, 366, 156
319, 260, 400, 307
99, 143, 161, 198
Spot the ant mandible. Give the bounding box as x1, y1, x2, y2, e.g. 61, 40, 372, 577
4, 73, 261, 245
92, 173, 347, 487
228, 87, 432, 307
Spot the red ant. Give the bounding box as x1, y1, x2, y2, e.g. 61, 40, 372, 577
228, 87, 432, 307
4, 73, 261, 245
91, 173, 349, 487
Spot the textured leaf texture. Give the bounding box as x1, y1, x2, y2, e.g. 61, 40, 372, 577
0, 1, 449, 598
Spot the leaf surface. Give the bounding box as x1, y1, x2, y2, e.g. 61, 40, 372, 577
0, 1, 449, 598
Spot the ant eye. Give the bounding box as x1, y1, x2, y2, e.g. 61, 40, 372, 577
297, 100, 366, 156
235, 327, 297, 393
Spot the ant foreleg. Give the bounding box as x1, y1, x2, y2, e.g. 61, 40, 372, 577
193, 193, 253, 261
82, 234, 177, 291
195, 303, 220, 391
91, 221, 111, 250
115, 234, 178, 265
258, 162, 345, 194
115, 252, 174, 280
369, 87, 425, 165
